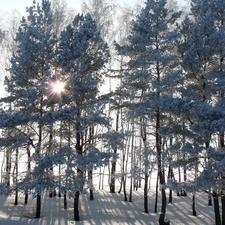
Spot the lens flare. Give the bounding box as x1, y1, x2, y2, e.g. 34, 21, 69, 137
52, 80, 65, 94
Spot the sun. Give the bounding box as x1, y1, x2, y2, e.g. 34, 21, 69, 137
51, 80, 65, 95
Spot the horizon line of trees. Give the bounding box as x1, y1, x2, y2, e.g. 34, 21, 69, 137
0, 0, 225, 225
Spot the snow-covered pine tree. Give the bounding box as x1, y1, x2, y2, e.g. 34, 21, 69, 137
56, 13, 111, 221
1, 0, 57, 218
159, 0, 225, 224
115, 0, 181, 223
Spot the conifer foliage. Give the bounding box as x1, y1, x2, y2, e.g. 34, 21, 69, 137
2, 0, 225, 225
115, 0, 181, 224
0, 0, 112, 221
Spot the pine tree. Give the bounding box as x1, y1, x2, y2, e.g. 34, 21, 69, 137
2, 0, 57, 218
57, 13, 111, 221
115, 0, 181, 223
159, 0, 225, 224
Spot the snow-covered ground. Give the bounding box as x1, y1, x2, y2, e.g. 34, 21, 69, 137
0, 187, 215, 225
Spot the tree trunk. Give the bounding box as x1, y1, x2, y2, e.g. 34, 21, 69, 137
168, 166, 172, 204
159, 188, 170, 225
183, 164, 187, 196
213, 191, 222, 225
25, 193, 28, 205
129, 177, 132, 202
99, 167, 102, 190
208, 190, 212, 206
14, 148, 18, 206
154, 173, 159, 213
36, 194, 41, 218
129, 124, 134, 203
48, 120, 54, 198
74, 191, 80, 221
110, 110, 119, 193
25, 142, 31, 205
6, 148, 11, 187
144, 174, 148, 213
123, 175, 127, 202
64, 192, 67, 209
74, 117, 83, 221
192, 193, 197, 216
102, 165, 105, 190
221, 194, 225, 225
88, 170, 94, 200
156, 108, 169, 225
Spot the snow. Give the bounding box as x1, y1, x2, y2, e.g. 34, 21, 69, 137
0, 187, 215, 225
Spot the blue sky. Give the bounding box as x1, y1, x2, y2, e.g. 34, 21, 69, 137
0, 0, 187, 14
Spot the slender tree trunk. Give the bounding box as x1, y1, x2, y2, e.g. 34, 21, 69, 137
208, 190, 212, 206
220, 133, 225, 225
25, 193, 28, 206
183, 165, 187, 196
14, 148, 18, 206
129, 177, 133, 202
159, 187, 170, 225
64, 192, 67, 209
74, 117, 83, 221
74, 191, 80, 221
36, 194, 41, 218
88, 170, 94, 200
102, 165, 105, 190
129, 126, 135, 203
25, 142, 31, 205
221, 193, 225, 225
1, 152, 5, 183
168, 166, 172, 204
6, 147, 11, 187
157, 109, 169, 225
144, 173, 148, 213
99, 167, 102, 190
192, 192, 197, 216
48, 117, 54, 198
88, 126, 94, 200
154, 174, 159, 213
110, 109, 119, 193
214, 191, 222, 225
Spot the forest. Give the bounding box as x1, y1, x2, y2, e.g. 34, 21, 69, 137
0, 0, 224, 225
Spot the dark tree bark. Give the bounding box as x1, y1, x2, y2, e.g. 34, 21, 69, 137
183, 165, 187, 196
208, 191, 212, 206
213, 191, 221, 225
36, 194, 41, 218
192, 193, 197, 216
6, 147, 11, 187
88, 170, 94, 200
129, 177, 133, 202
48, 121, 54, 198
74, 118, 83, 221
129, 127, 134, 203
110, 110, 119, 193
144, 174, 148, 213
64, 192, 67, 209
123, 176, 127, 202
25, 142, 31, 205
159, 188, 170, 225
154, 173, 159, 213
14, 148, 18, 206
88, 126, 94, 200
168, 166, 173, 204
221, 194, 225, 225
156, 109, 169, 225
24, 194, 28, 206
220, 133, 225, 225
74, 191, 80, 221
